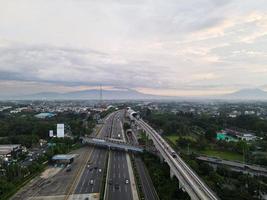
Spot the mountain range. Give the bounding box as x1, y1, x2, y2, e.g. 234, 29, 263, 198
3, 88, 267, 100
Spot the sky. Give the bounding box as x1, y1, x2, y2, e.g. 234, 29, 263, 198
0, 0, 267, 97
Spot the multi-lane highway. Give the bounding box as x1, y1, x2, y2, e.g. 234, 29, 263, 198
73, 112, 116, 198
105, 111, 134, 200
74, 110, 137, 200
74, 148, 107, 194
126, 128, 159, 200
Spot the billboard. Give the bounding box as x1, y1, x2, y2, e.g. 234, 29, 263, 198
57, 124, 64, 138
49, 130, 54, 137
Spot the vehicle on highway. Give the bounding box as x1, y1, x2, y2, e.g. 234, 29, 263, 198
66, 164, 72, 172
115, 183, 120, 189
108, 179, 113, 185
171, 151, 177, 158
90, 179, 94, 185
98, 168, 102, 173
125, 179, 129, 184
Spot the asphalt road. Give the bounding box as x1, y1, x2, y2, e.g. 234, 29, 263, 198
74, 148, 107, 194
74, 112, 117, 195
105, 111, 134, 200
127, 126, 159, 200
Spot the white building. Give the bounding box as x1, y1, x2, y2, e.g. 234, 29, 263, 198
57, 124, 65, 138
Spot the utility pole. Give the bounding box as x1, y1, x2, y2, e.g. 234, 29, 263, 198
187, 143, 190, 155
99, 84, 103, 107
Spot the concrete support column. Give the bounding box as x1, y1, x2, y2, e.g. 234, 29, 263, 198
170, 168, 175, 179
179, 180, 183, 189
158, 153, 164, 163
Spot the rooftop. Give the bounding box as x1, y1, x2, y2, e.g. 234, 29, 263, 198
35, 112, 55, 119
52, 154, 76, 160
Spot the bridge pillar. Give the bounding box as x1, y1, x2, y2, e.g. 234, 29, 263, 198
170, 168, 175, 179
158, 152, 164, 163
179, 180, 183, 189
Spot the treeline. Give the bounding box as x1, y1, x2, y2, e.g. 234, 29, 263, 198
183, 154, 267, 200
0, 112, 94, 147
141, 108, 267, 137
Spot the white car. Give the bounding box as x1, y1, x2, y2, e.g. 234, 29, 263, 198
98, 168, 102, 173
125, 179, 129, 184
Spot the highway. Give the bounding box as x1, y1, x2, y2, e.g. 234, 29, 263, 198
74, 148, 107, 194
73, 112, 116, 197
105, 111, 134, 200
126, 129, 159, 200
197, 155, 267, 177
136, 118, 219, 200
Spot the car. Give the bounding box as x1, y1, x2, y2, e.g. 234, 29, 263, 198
98, 168, 102, 173
87, 164, 90, 168
125, 179, 129, 184
108, 179, 113, 185
90, 179, 94, 185
94, 166, 98, 169
115, 183, 119, 189
66, 167, 72, 172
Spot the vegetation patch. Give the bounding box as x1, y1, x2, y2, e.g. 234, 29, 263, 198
200, 149, 243, 161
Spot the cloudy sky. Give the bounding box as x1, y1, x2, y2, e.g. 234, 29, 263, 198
0, 0, 267, 97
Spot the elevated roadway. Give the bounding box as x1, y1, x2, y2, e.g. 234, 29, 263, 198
135, 118, 219, 200
81, 137, 144, 153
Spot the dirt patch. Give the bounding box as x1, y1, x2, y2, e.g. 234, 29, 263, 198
41, 167, 62, 179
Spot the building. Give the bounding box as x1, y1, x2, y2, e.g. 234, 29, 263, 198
35, 112, 55, 119
237, 133, 257, 141
216, 132, 237, 142
57, 124, 64, 138
221, 129, 258, 142
0, 144, 22, 160
52, 154, 76, 164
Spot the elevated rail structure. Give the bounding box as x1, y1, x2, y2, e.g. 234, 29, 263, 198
135, 118, 219, 200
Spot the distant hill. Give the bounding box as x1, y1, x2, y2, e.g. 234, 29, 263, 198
222, 88, 267, 100
12, 88, 164, 100
3, 88, 267, 101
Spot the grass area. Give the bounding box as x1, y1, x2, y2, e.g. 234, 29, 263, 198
165, 135, 179, 144
165, 134, 196, 144
200, 149, 243, 161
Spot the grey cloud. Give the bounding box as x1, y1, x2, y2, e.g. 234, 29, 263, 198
0, 43, 171, 89
0, 0, 267, 96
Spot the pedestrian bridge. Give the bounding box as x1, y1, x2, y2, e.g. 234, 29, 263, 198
81, 137, 144, 153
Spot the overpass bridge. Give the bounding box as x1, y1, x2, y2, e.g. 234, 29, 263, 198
81, 137, 144, 153
134, 118, 219, 200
